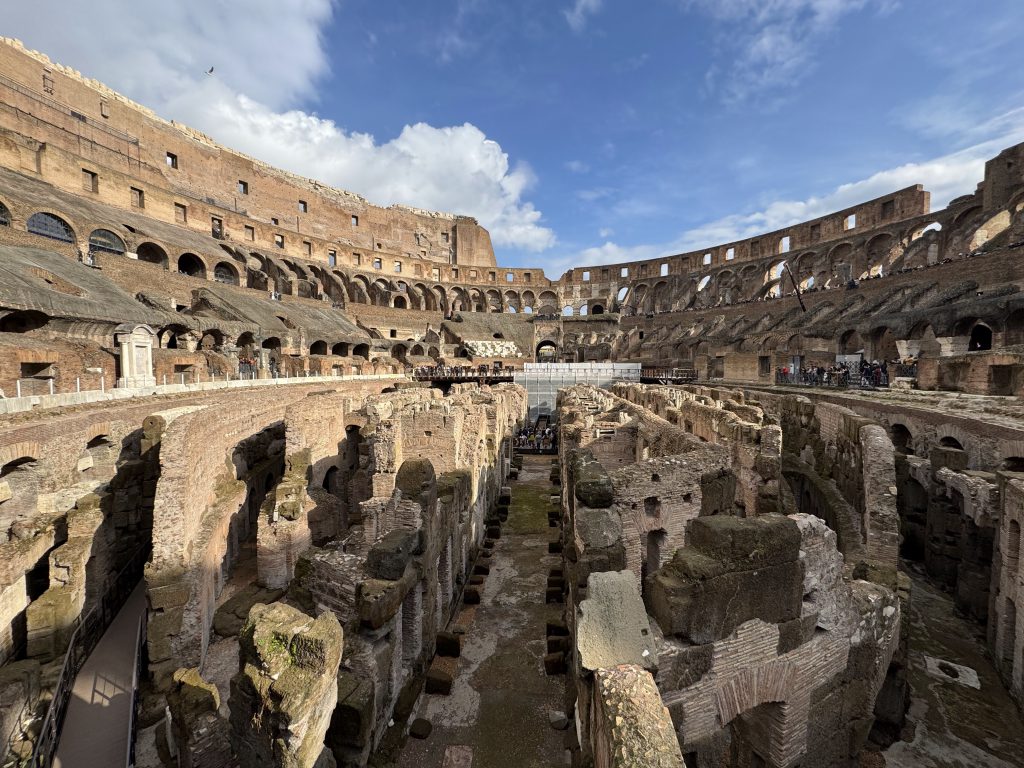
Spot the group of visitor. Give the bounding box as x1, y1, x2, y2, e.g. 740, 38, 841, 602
777, 359, 900, 388
413, 363, 513, 378
515, 426, 556, 451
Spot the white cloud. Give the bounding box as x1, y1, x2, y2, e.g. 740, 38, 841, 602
599, 227, 615, 238
3, 0, 555, 252
565, 160, 590, 173
565, 0, 604, 32
683, 0, 896, 104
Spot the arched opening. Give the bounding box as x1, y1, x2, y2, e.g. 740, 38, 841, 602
393, 296, 408, 309
177, 253, 206, 278
890, 424, 914, 455
871, 327, 898, 362
536, 341, 558, 361
214, 261, 239, 285
197, 330, 223, 351
309, 340, 328, 355
353, 343, 370, 358
940, 436, 964, 450
137, 242, 168, 267
391, 344, 408, 362
262, 337, 281, 352
27, 212, 75, 243
331, 342, 349, 356
88, 228, 126, 255
0, 310, 49, 333
644, 530, 668, 580
591, 304, 605, 315
969, 323, 992, 351
838, 329, 863, 356
562, 306, 574, 317
0, 201, 10, 227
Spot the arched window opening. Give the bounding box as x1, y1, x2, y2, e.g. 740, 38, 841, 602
591, 304, 605, 315
332, 342, 349, 356
310, 340, 328, 355
393, 296, 408, 309
562, 305, 574, 317
177, 253, 206, 278
969, 324, 992, 351
27, 212, 75, 243
88, 228, 126, 255
214, 262, 239, 285
353, 343, 370, 358
940, 436, 964, 451
262, 337, 281, 352
137, 242, 168, 266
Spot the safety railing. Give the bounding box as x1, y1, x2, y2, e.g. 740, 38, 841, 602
29, 547, 149, 767
125, 608, 147, 768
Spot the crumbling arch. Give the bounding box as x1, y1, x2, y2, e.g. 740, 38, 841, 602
331, 342, 349, 356
309, 340, 328, 355
353, 343, 370, 358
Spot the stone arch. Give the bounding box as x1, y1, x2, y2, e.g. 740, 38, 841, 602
536, 340, 558, 360
197, 329, 224, 351
504, 290, 520, 313
838, 329, 863, 355
538, 291, 558, 315
137, 242, 168, 267
88, 228, 126, 255
177, 253, 207, 278
27, 212, 76, 243
353, 343, 370, 358
309, 340, 328, 355
0, 310, 49, 333
214, 261, 239, 285
0, 199, 10, 227
331, 342, 349, 356
890, 424, 914, 455
869, 326, 898, 362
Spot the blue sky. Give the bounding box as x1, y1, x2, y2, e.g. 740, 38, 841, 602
6, 0, 1024, 276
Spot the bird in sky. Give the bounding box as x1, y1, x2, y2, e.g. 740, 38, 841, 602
206, 66, 214, 75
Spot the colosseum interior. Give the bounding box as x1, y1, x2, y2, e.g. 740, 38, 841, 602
1, 33, 1024, 768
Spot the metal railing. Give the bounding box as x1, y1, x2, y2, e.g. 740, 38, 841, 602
640, 367, 698, 383
774, 367, 897, 389
29, 546, 149, 767
126, 609, 147, 768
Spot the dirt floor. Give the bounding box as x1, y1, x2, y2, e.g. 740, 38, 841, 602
390, 454, 569, 768
881, 569, 1024, 767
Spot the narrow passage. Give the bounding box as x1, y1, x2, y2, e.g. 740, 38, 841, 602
395, 454, 567, 768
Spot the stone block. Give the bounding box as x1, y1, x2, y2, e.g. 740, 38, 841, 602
366, 528, 420, 580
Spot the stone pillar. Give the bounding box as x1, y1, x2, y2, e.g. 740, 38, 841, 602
114, 323, 157, 388
230, 603, 343, 768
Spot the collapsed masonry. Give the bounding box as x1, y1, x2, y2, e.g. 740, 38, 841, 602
148, 382, 525, 767
555, 383, 902, 768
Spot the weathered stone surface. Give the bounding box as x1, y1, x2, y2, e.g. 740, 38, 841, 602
577, 571, 657, 673
365, 528, 420, 580
230, 602, 343, 768
574, 451, 614, 509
